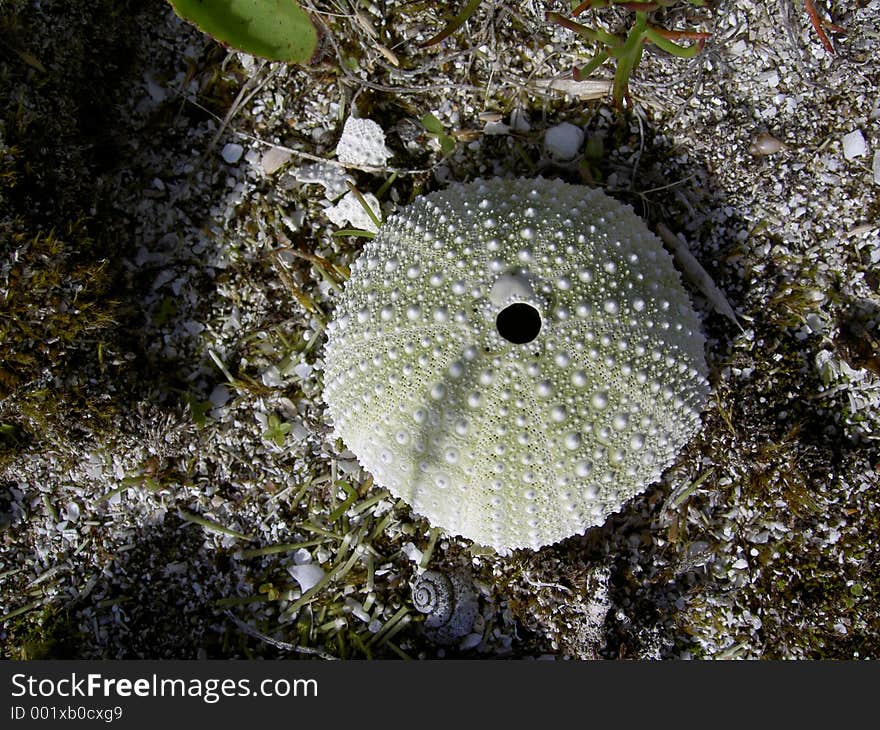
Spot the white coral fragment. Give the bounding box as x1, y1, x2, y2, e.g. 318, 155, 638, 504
335, 116, 393, 168
294, 161, 351, 200
323, 178, 710, 550
325, 191, 381, 232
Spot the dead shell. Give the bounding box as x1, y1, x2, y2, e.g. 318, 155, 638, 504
749, 132, 787, 156
412, 570, 455, 626
411, 567, 479, 644
322, 177, 709, 550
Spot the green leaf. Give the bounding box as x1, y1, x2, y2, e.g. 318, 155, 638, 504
439, 135, 456, 156
183, 394, 212, 429
263, 414, 291, 447
167, 0, 318, 63
331, 228, 376, 239
420, 113, 445, 135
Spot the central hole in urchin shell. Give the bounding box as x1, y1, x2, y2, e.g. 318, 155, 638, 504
496, 302, 542, 344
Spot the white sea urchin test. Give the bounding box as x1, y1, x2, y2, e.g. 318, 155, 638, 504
322, 178, 709, 550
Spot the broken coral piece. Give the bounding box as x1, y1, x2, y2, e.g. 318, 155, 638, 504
335, 116, 393, 168
324, 190, 381, 232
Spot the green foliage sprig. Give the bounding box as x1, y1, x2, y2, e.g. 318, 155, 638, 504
549, 1, 710, 108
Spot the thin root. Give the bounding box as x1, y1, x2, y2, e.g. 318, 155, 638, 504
804, 0, 845, 54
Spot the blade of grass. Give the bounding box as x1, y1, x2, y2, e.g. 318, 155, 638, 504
238, 539, 330, 558
421, 0, 484, 47
345, 181, 382, 230
179, 509, 255, 541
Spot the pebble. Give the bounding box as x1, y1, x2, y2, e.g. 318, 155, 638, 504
221, 142, 244, 164
483, 120, 510, 135
209, 385, 230, 407
873, 151, 880, 185
544, 122, 584, 161
749, 132, 786, 156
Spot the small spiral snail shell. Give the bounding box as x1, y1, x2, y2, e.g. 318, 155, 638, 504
411, 567, 479, 644
412, 570, 455, 627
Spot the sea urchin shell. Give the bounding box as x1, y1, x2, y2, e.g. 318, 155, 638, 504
322, 178, 709, 550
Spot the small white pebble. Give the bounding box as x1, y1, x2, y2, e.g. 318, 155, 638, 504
544, 122, 584, 161
483, 120, 510, 136
221, 142, 244, 164
290, 420, 311, 441
729, 39, 748, 56
62, 502, 80, 523
758, 69, 779, 88
749, 132, 786, 156
873, 150, 880, 185
261, 366, 283, 387
292, 548, 312, 565
842, 130, 867, 160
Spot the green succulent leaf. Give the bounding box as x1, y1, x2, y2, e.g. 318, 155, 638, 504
167, 0, 318, 63
420, 113, 445, 135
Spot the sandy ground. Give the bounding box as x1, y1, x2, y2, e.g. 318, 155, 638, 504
1, 0, 878, 659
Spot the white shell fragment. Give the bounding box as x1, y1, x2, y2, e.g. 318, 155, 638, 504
842, 130, 867, 160
335, 116, 393, 168
260, 146, 292, 175
289, 563, 325, 593
322, 178, 710, 550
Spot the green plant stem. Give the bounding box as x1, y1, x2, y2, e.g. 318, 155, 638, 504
613, 12, 649, 106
